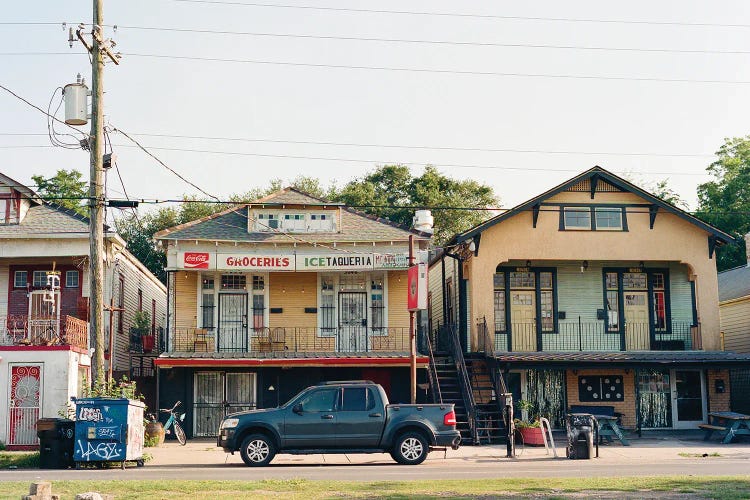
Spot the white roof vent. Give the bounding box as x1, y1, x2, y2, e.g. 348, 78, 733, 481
412, 210, 434, 235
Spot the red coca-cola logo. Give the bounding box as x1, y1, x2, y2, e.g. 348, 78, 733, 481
184, 252, 210, 269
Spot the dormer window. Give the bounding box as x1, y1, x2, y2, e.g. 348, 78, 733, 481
252, 210, 337, 233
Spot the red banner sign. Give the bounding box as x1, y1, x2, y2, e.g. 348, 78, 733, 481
183, 252, 210, 269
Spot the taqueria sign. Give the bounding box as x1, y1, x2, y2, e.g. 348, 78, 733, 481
178, 251, 416, 271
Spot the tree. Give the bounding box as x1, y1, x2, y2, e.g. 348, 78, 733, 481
650, 179, 688, 209
32, 169, 88, 216
334, 165, 499, 243
114, 197, 228, 282
697, 136, 750, 271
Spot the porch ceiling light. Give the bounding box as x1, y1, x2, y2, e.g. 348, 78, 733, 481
581, 260, 589, 273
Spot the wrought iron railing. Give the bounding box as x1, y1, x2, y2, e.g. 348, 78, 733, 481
0, 314, 88, 350
169, 326, 414, 353
446, 323, 477, 444
487, 320, 701, 352
424, 329, 443, 404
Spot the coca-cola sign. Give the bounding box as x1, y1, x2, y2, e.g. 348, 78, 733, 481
183, 252, 210, 269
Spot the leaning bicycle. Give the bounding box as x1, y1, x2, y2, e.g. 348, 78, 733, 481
160, 400, 187, 445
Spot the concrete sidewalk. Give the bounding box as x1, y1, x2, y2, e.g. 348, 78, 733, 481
146, 432, 750, 467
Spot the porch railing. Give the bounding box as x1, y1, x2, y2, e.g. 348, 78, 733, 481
486, 320, 701, 352
0, 314, 88, 351
169, 326, 414, 353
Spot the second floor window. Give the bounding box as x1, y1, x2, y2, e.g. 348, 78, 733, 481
65, 270, 79, 288
14, 270, 27, 288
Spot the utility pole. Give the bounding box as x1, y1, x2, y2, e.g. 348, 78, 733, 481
89, 0, 106, 388
69, 1, 120, 388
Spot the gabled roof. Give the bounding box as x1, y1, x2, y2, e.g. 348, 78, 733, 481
154, 187, 429, 242
452, 166, 735, 245
718, 265, 750, 302
0, 172, 41, 203
253, 187, 344, 206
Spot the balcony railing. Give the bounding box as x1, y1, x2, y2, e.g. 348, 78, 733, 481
481, 320, 701, 352
168, 326, 413, 354
0, 314, 89, 351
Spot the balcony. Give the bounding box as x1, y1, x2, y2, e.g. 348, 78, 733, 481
479, 320, 702, 353
168, 326, 412, 354
0, 314, 89, 351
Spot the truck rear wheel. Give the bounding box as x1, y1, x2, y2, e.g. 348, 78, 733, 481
240, 433, 276, 467
391, 431, 429, 465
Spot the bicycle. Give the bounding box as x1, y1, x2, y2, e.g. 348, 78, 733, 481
160, 401, 187, 445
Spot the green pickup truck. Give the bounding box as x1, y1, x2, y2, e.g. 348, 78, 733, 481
218, 380, 461, 466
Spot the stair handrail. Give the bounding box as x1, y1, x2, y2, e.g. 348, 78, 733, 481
447, 323, 477, 444
424, 328, 443, 404
477, 316, 494, 356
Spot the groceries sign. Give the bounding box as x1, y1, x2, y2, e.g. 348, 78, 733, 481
178, 251, 416, 271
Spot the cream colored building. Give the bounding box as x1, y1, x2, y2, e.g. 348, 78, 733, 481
154, 188, 431, 437
429, 167, 750, 436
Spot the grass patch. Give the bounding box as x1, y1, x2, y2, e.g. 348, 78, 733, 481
0, 452, 39, 469
678, 452, 722, 458
0, 476, 749, 499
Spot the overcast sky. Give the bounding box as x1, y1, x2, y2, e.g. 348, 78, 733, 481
2, 1, 749, 218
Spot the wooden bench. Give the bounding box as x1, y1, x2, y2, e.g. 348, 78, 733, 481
699, 423, 727, 441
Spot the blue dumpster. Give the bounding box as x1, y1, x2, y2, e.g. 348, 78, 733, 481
73, 398, 145, 467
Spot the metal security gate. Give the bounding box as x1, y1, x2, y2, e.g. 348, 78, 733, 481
8, 365, 42, 446
339, 292, 367, 352
193, 372, 256, 437
218, 293, 248, 352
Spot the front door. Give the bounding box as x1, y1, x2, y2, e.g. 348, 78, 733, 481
8, 365, 42, 446
283, 387, 338, 447
510, 292, 536, 351
624, 292, 650, 350
339, 292, 367, 352
28, 291, 60, 343
671, 369, 706, 429
218, 293, 248, 352
193, 371, 257, 437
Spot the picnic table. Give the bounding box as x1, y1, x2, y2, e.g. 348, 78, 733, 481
594, 414, 630, 446
699, 411, 750, 444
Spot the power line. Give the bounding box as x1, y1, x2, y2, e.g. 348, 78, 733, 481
0, 131, 718, 158
103, 142, 711, 177
163, 1, 750, 29
111, 127, 222, 202
122, 52, 750, 84
4, 51, 748, 84
97, 24, 750, 56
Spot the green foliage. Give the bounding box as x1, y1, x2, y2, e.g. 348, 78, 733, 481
144, 435, 161, 448
0, 452, 39, 469
83, 375, 141, 401
514, 399, 542, 428
0, 440, 5, 451
31, 169, 89, 216
697, 136, 750, 271
133, 310, 151, 331
334, 165, 499, 243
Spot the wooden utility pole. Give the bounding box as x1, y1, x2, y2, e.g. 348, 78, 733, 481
89, 0, 106, 388
409, 235, 417, 404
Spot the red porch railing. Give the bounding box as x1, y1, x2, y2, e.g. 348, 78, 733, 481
0, 314, 88, 350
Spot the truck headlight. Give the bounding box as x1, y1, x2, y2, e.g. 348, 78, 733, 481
220, 418, 239, 429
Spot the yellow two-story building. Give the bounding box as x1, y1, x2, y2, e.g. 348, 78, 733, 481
154, 188, 431, 437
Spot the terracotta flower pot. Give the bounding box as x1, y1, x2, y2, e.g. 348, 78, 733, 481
145, 421, 165, 446
518, 426, 545, 446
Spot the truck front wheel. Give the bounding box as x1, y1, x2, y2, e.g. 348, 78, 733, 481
239, 433, 276, 467
391, 431, 429, 465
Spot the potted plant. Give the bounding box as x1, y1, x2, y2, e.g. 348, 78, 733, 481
132, 311, 154, 353
514, 399, 546, 446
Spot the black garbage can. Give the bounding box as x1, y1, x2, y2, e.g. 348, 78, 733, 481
565, 413, 598, 460
37, 418, 75, 469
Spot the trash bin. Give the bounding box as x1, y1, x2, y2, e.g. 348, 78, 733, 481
73, 398, 145, 467
565, 413, 598, 460
37, 418, 75, 469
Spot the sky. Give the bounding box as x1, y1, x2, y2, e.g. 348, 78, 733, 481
2, 1, 750, 219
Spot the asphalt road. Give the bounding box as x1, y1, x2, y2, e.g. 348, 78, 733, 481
3, 456, 750, 481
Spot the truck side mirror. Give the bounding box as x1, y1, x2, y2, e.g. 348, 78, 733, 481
293, 403, 303, 415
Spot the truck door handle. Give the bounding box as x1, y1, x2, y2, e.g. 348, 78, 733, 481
369, 413, 382, 418
321, 414, 334, 420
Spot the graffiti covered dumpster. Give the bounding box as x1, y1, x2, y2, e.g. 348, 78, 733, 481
73, 398, 145, 468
